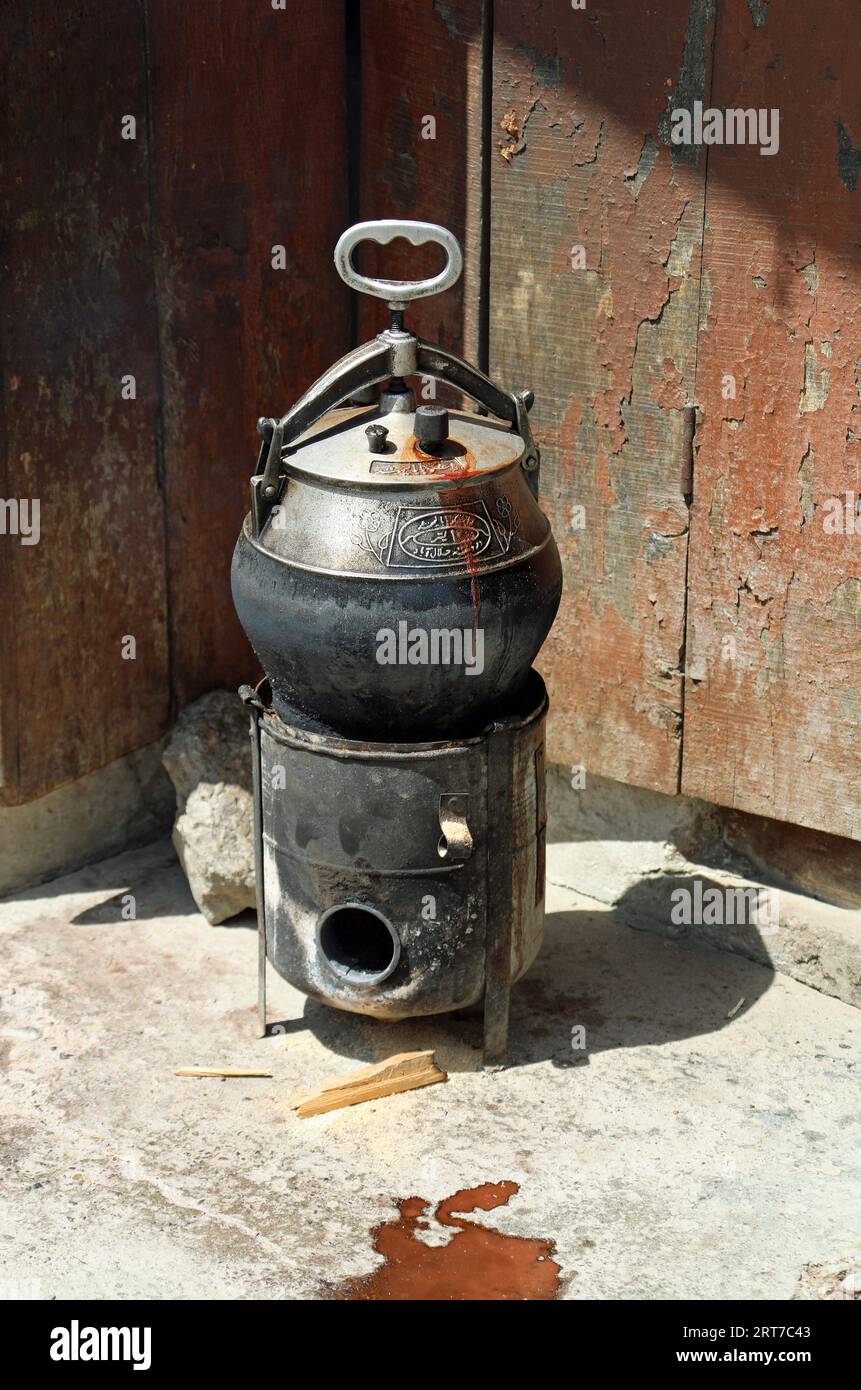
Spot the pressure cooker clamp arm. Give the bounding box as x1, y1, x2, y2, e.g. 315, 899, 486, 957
251, 335, 394, 532
412, 340, 540, 481
251, 332, 541, 530
251, 220, 541, 531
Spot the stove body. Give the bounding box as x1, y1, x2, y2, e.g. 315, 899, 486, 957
232, 220, 562, 1062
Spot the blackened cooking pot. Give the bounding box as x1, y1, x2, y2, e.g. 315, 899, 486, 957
231, 219, 561, 739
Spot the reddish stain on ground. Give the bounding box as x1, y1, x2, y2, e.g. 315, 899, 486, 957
327, 1181, 561, 1300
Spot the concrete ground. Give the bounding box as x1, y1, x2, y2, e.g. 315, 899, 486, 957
1, 839, 859, 1300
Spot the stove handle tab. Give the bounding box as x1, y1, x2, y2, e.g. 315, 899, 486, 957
438, 793, 473, 863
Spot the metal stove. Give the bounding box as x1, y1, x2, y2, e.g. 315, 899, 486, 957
233, 220, 562, 1063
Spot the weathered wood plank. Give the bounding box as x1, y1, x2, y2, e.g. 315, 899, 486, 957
0, 1, 169, 804
358, 0, 484, 373
490, 0, 714, 794
147, 0, 351, 709
681, 2, 861, 837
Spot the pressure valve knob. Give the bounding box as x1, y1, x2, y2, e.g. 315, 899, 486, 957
415, 405, 449, 451
365, 423, 389, 454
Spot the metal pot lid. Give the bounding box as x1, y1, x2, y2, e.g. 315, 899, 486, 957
283, 404, 525, 488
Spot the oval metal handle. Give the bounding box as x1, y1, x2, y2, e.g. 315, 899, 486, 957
334, 219, 463, 311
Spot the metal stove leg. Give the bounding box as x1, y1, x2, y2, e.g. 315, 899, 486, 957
483, 967, 511, 1068
242, 688, 268, 1039
483, 728, 514, 1067
257, 902, 268, 1039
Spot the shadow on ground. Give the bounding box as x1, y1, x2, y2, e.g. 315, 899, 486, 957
264, 887, 775, 1074
7, 838, 776, 1076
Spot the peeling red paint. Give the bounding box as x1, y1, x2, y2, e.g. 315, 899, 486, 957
490, 0, 709, 792
682, 2, 861, 837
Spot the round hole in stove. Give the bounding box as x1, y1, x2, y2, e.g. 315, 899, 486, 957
316, 903, 401, 987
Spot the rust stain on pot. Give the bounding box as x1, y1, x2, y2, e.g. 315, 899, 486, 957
326, 1182, 561, 1300
401, 437, 475, 479
392, 440, 487, 627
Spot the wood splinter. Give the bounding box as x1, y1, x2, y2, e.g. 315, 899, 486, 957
175, 1067, 273, 1078
293, 1049, 447, 1118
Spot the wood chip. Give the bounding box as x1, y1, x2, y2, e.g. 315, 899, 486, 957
293, 1049, 447, 1118
726, 998, 746, 1020
174, 1067, 272, 1078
